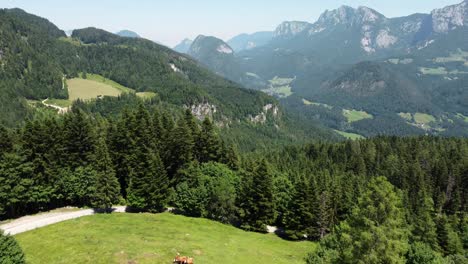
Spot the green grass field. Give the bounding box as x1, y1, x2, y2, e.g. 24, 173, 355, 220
262, 76, 294, 98
302, 99, 332, 109
334, 130, 365, 140
45, 98, 73, 107
398, 112, 413, 121
67, 78, 123, 101
343, 109, 373, 123
434, 49, 468, 63
414, 113, 436, 124
15, 213, 314, 264
456, 113, 468, 123
419, 67, 448, 75
388, 58, 413, 65
84, 74, 135, 93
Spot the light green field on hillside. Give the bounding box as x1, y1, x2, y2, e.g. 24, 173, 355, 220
414, 113, 436, 124
420, 67, 448, 75
388, 58, 413, 65
398, 112, 413, 121
46, 74, 144, 109
343, 109, 373, 123
302, 99, 333, 109
262, 76, 294, 98
456, 113, 468, 123
45, 98, 72, 107
434, 49, 468, 63
84, 74, 135, 93
420, 67, 468, 75
67, 78, 123, 101
16, 213, 314, 264
334, 130, 365, 140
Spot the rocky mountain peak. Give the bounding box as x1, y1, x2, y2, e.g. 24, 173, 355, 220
431, 0, 467, 33
316, 5, 385, 26
274, 21, 310, 38
317, 6, 385, 26
188, 35, 234, 57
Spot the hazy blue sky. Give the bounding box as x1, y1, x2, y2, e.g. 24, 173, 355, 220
1, 0, 463, 46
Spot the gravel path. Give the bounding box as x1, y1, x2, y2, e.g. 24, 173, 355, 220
0, 206, 126, 235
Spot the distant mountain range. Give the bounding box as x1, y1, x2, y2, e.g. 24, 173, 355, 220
173, 0, 468, 137
174, 38, 193, 53
227, 31, 274, 52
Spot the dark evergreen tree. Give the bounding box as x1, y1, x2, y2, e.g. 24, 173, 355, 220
0, 230, 25, 264
238, 159, 275, 232
127, 151, 169, 212
92, 138, 120, 212
63, 108, 96, 168
196, 118, 220, 163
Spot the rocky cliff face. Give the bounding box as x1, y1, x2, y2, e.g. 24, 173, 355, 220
274, 21, 310, 38
431, 0, 467, 33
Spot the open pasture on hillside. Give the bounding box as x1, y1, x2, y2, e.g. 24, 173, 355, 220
414, 113, 436, 124
262, 76, 294, 98
16, 213, 314, 264
334, 130, 365, 140
67, 78, 123, 101
342, 109, 373, 123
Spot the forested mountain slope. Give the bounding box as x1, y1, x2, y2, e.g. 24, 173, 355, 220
0, 8, 336, 145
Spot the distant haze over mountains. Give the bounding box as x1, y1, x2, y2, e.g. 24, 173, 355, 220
173, 0, 468, 137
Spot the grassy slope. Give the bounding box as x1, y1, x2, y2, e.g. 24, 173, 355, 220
68, 78, 123, 101
343, 109, 373, 123
85, 74, 135, 93
414, 113, 436, 124
334, 130, 365, 140
16, 213, 314, 264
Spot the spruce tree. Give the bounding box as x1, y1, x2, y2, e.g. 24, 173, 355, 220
92, 138, 120, 212
412, 190, 438, 251
0, 230, 25, 264
127, 151, 169, 213
284, 175, 315, 240
239, 159, 275, 232
167, 118, 194, 181
63, 108, 96, 168
197, 118, 220, 163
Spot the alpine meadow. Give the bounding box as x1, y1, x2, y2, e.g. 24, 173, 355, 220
0, 1, 467, 264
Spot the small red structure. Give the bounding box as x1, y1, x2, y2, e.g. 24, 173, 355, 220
173, 254, 194, 264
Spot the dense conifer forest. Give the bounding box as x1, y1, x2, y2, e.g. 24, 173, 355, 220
0, 103, 466, 262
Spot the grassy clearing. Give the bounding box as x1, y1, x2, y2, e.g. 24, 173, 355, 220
84, 74, 134, 93
58, 37, 84, 46
45, 98, 72, 108
334, 130, 365, 140
420, 67, 468, 75
302, 99, 332, 109
456, 113, 468, 123
398, 112, 413, 121
67, 78, 123, 101
263, 76, 294, 98
388, 58, 413, 65
136, 92, 157, 100
16, 213, 314, 264
420, 67, 448, 75
343, 109, 373, 123
414, 113, 436, 124
434, 49, 468, 63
